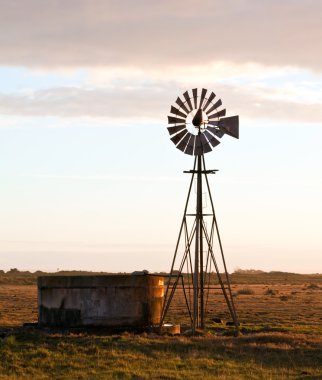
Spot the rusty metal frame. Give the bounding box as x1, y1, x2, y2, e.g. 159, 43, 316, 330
159, 153, 239, 334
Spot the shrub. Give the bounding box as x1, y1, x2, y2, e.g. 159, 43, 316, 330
264, 288, 277, 296
4, 335, 16, 347
236, 287, 255, 295
307, 283, 320, 290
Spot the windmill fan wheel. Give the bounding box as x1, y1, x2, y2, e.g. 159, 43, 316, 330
167, 88, 239, 156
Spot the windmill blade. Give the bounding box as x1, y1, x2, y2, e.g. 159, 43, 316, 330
218, 116, 239, 139
204, 130, 220, 148
170, 129, 187, 145
207, 120, 219, 126
168, 116, 186, 125
200, 133, 212, 153
207, 126, 225, 138
208, 109, 226, 120
175, 96, 190, 114
170, 105, 187, 119
194, 135, 203, 156
192, 88, 198, 109
177, 133, 191, 152
185, 134, 195, 155
183, 91, 193, 111
206, 99, 223, 115
199, 88, 207, 109
202, 92, 216, 111
214, 130, 225, 138
167, 124, 186, 136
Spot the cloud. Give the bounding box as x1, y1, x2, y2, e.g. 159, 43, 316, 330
0, 85, 166, 119
1, 1, 321, 125
0, 0, 321, 71
0, 79, 322, 124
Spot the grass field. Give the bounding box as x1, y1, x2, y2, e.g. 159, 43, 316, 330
1, 271, 322, 379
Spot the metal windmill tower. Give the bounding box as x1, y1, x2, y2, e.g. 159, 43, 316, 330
160, 88, 239, 334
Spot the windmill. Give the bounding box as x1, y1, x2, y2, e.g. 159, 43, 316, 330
160, 88, 239, 334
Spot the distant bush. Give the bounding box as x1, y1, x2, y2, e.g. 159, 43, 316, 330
264, 288, 277, 296
280, 295, 289, 301
7, 268, 19, 274
233, 268, 265, 274
236, 287, 255, 295
306, 283, 320, 290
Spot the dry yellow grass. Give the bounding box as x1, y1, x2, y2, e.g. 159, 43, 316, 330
1, 279, 322, 330
0, 285, 37, 327
165, 283, 322, 330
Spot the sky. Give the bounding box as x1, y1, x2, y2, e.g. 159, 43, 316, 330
0, 0, 321, 273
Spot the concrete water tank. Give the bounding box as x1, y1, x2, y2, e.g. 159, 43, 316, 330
38, 274, 164, 327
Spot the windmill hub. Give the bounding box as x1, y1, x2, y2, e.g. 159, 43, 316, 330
192, 108, 204, 127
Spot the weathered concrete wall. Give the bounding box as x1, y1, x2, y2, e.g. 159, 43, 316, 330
38, 275, 164, 327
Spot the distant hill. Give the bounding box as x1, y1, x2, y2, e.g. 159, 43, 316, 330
0, 269, 125, 285
230, 269, 322, 284
0, 268, 322, 285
